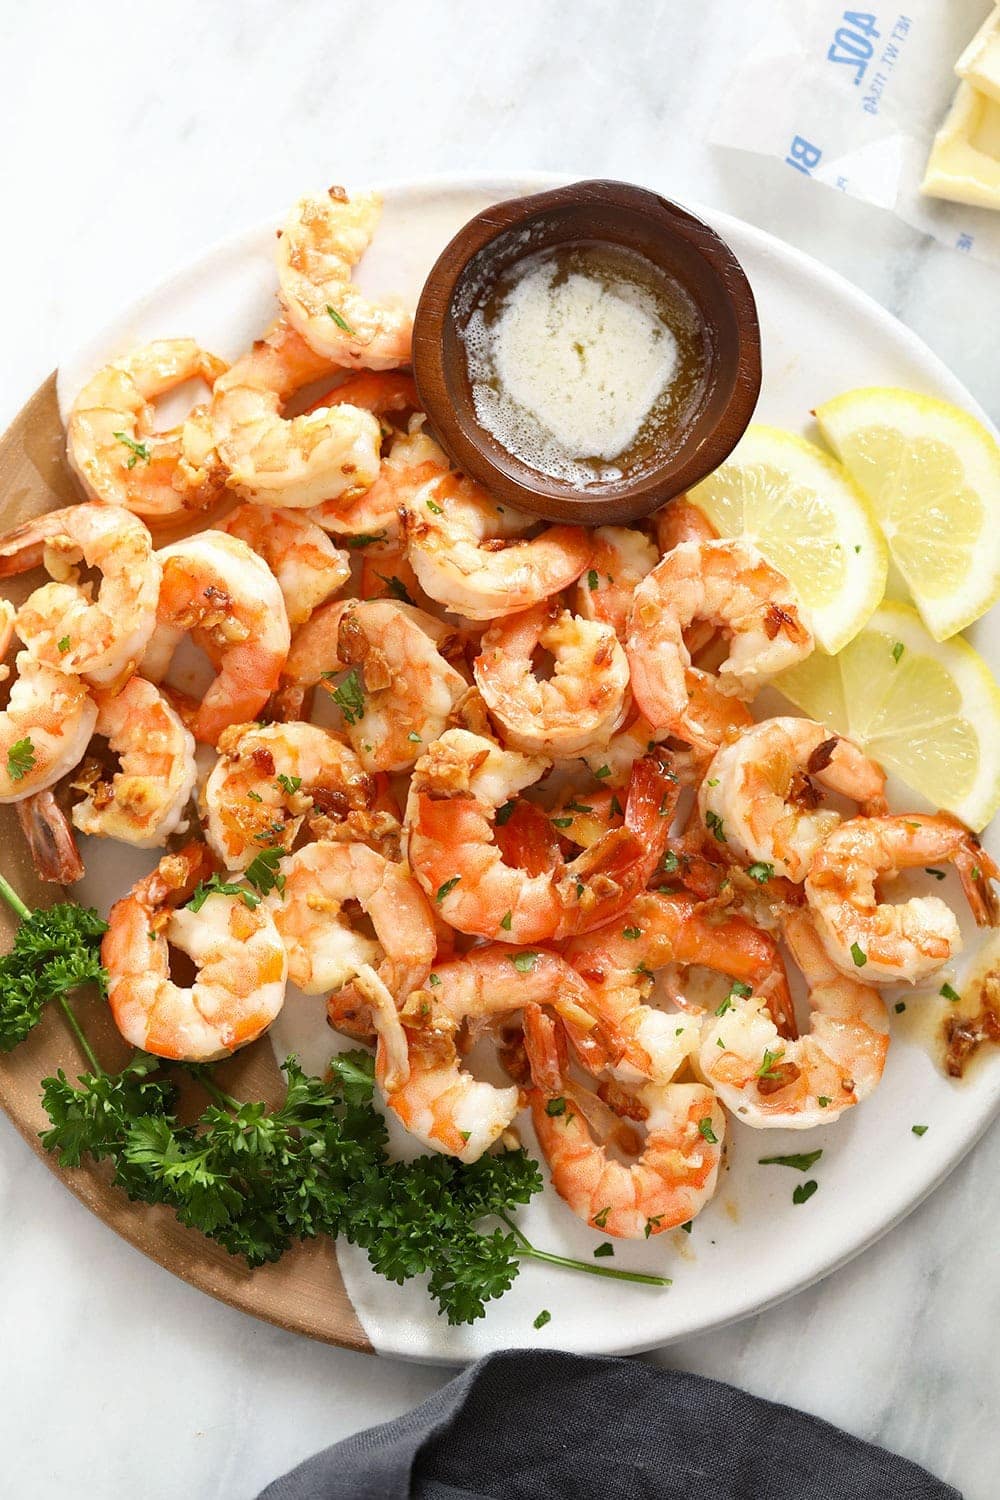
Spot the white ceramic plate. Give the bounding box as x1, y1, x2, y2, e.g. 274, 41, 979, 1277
57, 174, 1000, 1363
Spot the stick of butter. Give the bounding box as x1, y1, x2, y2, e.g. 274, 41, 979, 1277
956, 6, 1000, 106
922, 81, 1000, 210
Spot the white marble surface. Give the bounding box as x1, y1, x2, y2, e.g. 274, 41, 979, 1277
0, 1, 997, 1496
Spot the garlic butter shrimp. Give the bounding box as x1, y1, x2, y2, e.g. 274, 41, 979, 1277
270, 839, 435, 996
16, 790, 85, 884
699, 908, 890, 1129
309, 415, 450, 539
363, 947, 599, 1163
66, 339, 227, 520
700, 718, 887, 883
306, 370, 419, 425
405, 729, 675, 944
0, 504, 160, 686
103, 843, 287, 1061
0, 652, 97, 803
284, 597, 468, 773
276, 187, 412, 369
626, 540, 812, 754
70, 677, 196, 848
574, 526, 657, 640
142, 530, 290, 745
653, 496, 717, 555
564, 890, 799, 1064
524, 1005, 725, 1238
203, 720, 372, 871
219, 505, 349, 627
474, 604, 629, 757
404, 472, 591, 620
208, 318, 381, 509
805, 813, 1000, 984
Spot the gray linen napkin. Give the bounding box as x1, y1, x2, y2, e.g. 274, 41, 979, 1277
256, 1350, 960, 1499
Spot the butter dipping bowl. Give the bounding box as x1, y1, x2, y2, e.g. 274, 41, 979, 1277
411, 179, 762, 526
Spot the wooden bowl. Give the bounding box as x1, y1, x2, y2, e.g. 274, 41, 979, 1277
412, 179, 762, 526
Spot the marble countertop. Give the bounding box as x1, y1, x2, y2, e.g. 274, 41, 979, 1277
1, 2, 997, 1496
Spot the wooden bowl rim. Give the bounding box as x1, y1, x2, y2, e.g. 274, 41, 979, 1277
412, 178, 762, 525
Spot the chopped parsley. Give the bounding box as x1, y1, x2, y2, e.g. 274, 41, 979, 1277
593, 1243, 614, 1258
697, 1117, 718, 1145
792, 1180, 819, 1205
705, 810, 726, 843
275, 774, 302, 796
500, 911, 513, 931
940, 982, 960, 1003
891, 641, 905, 664
436, 876, 461, 903
6, 737, 35, 783
331, 668, 365, 726
533, 1309, 552, 1330
512, 952, 539, 974
746, 862, 774, 884
545, 1097, 567, 1117
325, 304, 356, 335
911, 1124, 929, 1137
759, 1150, 823, 1173
587, 569, 599, 591
113, 431, 151, 468
756, 1047, 785, 1081
850, 941, 867, 968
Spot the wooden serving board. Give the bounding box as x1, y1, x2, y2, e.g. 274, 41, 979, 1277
0, 376, 372, 1354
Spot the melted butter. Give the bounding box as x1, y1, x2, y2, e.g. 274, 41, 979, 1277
892, 930, 1000, 1083
461, 242, 710, 489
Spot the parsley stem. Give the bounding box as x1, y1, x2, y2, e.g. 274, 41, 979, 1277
496, 1212, 671, 1288
0, 872, 30, 923
55, 994, 102, 1075
194, 1069, 240, 1112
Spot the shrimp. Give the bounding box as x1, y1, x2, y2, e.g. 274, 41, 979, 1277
626, 540, 812, 754
405, 729, 676, 944
16, 790, 85, 884
404, 472, 590, 621
284, 598, 468, 773
103, 843, 287, 1061
699, 909, 890, 1128
305, 370, 419, 424
70, 676, 196, 848
66, 339, 227, 520
219, 505, 349, 628
276, 187, 412, 370
653, 496, 716, 555
563, 890, 799, 1069
0, 504, 161, 687
805, 813, 1000, 984
0, 652, 97, 803
473, 603, 629, 757
268, 839, 435, 996
203, 720, 373, 871
700, 717, 887, 882
308, 415, 449, 539
208, 318, 382, 509
575, 526, 657, 640
142, 530, 290, 745
523, 1004, 725, 1238
363, 947, 600, 1163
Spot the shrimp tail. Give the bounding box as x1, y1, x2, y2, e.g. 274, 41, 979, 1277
957, 837, 1000, 926
522, 1002, 564, 1092
495, 799, 562, 876
16, 789, 85, 884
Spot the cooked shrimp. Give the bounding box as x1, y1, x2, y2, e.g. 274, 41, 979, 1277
653, 496, 716, 555
219, 504, 349, 627
103, 843, 287, 1061
564, 890, 799, 1067
699, 908, 890, 1129
0, 652, 97, 803
524, 1004, 725, 1238
700, 717, 887, 882
208, 318, 381, 509
805, 813, 1000, 984
142, 530, 290, 745
203, 720, 372, 871
308, 416, 449, 539
575, 526, 657, 639
0, 504, 160, 686
404, 472, 590, 620
66, 339, 227, 520
474, 603, 629, 757
269, 838, 435, 996
276, 187, 412, 370
364, 947, 600, 1163
305, 370, 419, 423
284, 597, 468, 773
70, 676, 196, 848
405, 729, 676, 944
16, 790, 85, 884
626, 540, 812, 754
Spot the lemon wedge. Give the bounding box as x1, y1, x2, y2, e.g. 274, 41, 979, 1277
775, 601, 1000, 831
686, 425, 887, 654
815, 387, 1000, 641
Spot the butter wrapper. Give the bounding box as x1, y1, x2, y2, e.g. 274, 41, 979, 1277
710, 1, 1000, 265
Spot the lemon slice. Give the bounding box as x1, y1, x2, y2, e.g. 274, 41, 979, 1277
815, 387, 1000, 641
687, 425, 887, 654
775, 601, 1000, 831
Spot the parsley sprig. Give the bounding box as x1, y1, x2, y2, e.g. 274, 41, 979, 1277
0, 874, 107, 1053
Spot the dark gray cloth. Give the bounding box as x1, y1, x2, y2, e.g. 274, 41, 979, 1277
257, 1350, 959, 1500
